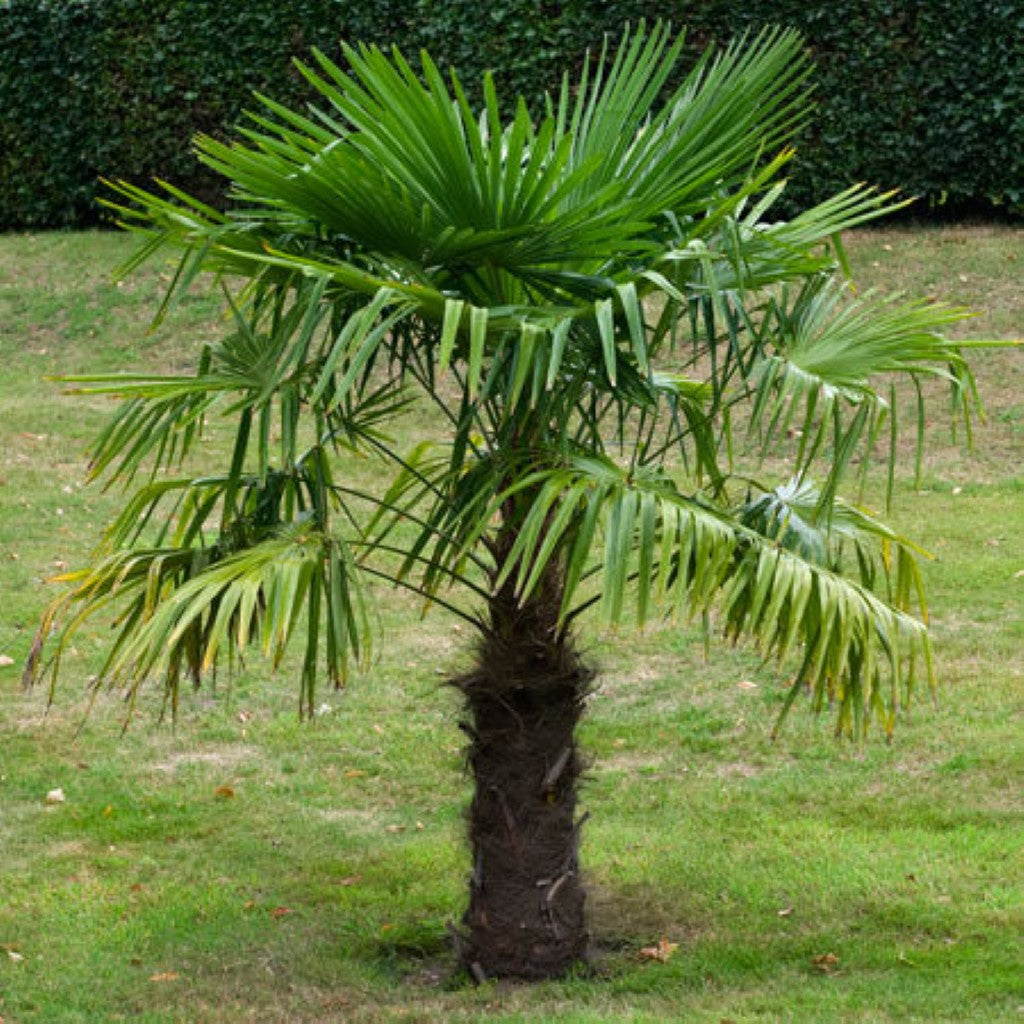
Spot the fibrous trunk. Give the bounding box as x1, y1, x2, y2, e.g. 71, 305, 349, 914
455, 582, 593, 980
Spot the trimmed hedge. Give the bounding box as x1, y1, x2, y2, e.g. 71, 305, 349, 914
1, 0, 1021, 229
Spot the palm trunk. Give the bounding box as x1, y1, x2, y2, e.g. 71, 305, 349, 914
454, 571, 593, 980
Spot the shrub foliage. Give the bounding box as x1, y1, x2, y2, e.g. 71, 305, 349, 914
1, 0, 1021, 229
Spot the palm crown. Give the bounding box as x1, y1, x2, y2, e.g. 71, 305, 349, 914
30, 23, 979, 978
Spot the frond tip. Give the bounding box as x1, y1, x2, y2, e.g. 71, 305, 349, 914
722, 537, 933, 740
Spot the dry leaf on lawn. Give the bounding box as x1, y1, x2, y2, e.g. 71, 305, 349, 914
639, 937, 678, 962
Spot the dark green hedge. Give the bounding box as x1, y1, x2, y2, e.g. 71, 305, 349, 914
2, 0, 1021, 229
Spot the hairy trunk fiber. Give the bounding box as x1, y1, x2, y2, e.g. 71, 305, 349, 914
454, 579, 593, 980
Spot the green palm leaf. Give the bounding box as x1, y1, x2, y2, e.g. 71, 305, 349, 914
30, 524, 370, 723
747, 277, 976, 507
452, 452, 931, 738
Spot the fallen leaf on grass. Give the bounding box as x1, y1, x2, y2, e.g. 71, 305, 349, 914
214, 785, 235, 799
270, 906, 293, 918
45, 788, 65, 805
812, 952, 840, 973
343, 769, 365, 778
385, 824, 406, 833
639, 937, 678, 963
148, 972, 180, 982
777, 906, 793, 917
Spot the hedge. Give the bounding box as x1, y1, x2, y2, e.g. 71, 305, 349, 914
1, 0, 1021, 229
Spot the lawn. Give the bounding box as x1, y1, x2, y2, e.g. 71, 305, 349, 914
0, 224, 1021, 1023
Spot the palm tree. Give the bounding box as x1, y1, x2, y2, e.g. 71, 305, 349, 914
29, 24, 981, 979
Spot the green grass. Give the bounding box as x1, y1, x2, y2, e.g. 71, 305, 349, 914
1, 225, 1022, 1023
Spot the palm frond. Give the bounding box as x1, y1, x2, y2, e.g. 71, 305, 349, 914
681, 183, 912, 294
737, 477, 930, 619
28, 523, 371, 722
480, 454, 931, 738
747, 277, 976, 506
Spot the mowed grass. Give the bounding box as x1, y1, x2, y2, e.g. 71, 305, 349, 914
0, 224, 1022, 1023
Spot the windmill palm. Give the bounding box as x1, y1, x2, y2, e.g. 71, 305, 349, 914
29, 24, 982, 978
